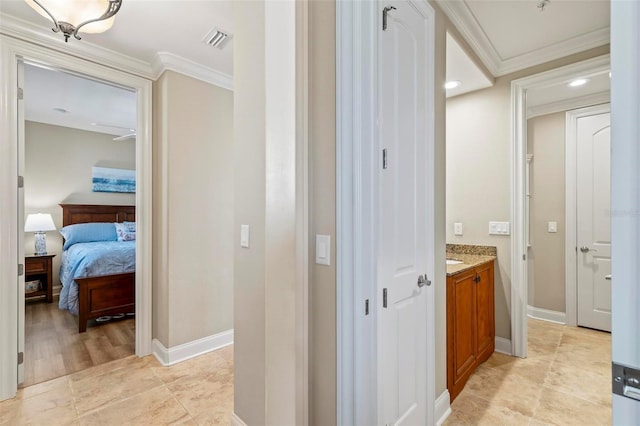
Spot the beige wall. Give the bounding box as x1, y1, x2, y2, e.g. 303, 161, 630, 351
232, 1, 267, 424
152, 70, 234, 348
24, 121, 135, 288
527, 112, 566, 312
309, 0, 337, 424
446, 45, 609, 340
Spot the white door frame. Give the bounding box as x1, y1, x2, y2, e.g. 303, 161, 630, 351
0, 35, 153, 401
336, 0, 436, 423
611, 0, 640, 420
510, 54, 610, 358
564, 103, 610, 327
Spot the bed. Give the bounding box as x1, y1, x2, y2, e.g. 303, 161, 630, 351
58, 203, 136, 333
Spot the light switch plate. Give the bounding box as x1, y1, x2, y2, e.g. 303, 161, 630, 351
454, 222, 463, 236
548, 221, 558, 233
240, 225, 250, 248
489, 221, 510, 235
316, 235, 331, 266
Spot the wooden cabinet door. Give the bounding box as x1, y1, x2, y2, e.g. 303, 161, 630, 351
475, 261, 495, 362
448, 269, 477, 389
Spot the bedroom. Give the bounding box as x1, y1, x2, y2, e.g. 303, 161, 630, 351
21, 62, 138, 386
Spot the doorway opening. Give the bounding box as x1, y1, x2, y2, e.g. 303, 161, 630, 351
0, 36, 153, 401
510, 54, 611, 356
20, 62, 139, 387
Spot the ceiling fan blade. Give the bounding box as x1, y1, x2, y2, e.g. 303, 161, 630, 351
113, 133, 137, 141
94, 123, 135, 132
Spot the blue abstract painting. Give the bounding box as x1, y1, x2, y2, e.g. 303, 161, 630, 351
92, 166, 136, 193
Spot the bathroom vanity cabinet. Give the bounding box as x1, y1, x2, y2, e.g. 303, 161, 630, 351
447, 259, 495, 402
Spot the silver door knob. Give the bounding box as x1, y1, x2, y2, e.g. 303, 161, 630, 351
417, 274, 431, 288
580, 246, 598, 253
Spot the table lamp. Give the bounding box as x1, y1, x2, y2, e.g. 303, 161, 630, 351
24, 213, 56, 255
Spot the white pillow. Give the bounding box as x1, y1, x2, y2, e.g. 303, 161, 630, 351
114, 221, 136, 242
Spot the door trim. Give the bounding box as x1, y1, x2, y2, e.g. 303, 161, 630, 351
611, 0, 640, 421
510, 54, 610, 358
336, 0, 436, 423
564, 103, 611, 327
0, 35, 153, 401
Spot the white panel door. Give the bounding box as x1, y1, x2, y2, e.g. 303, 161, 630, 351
577, 111, 611, 332
378, 1, 429, 424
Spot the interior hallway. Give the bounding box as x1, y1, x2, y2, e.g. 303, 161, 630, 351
0, 346, 233, 425
445, 318, 612, 425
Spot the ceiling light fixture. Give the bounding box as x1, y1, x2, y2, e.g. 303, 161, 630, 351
24, 0, 122, 42
568, 78, 589, 88
445, 80, 461, 90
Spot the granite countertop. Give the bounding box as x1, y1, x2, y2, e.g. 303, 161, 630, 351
446, 244, 497, 276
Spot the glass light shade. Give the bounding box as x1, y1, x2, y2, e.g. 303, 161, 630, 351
25, 0, 116, 34
24, 213, 56, 232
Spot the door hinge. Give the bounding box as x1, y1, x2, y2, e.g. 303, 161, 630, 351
383, 288, 388, 308
365, 299, 370, 316
18, 264, 24, 276
18, 352, 24, 365
17, 88, 24, 100
18, 175, 24, 189
382, 149, 388, 169
523, 254, 526, 261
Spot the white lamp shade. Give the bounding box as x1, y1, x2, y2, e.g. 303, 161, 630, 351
25, 0, 116, 34
24, 213, 56, 232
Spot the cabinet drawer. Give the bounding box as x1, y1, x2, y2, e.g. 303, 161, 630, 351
25, 259, 46, 273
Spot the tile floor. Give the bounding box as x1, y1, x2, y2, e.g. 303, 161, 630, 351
0, 345, 233, 426
445, 319, 612, 425
1, 319, 612, 426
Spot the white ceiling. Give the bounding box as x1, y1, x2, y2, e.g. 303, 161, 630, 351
24, 63, 136, 137
445, 32, 492, 98
437, 0, 610, 77
0, 0, 234, 75
527, 71, 610, 109
2, 0, 612, 129
526, 69, 610, 117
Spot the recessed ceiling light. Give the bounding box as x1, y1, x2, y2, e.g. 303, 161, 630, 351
53, 107, 70, 114
445, 80, 461, 90
568, 78, 589, 88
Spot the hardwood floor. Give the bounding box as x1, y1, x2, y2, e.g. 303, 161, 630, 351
24, 297, 135, 387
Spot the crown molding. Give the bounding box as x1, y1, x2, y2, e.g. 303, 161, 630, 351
0, 12, 234, 91
436, 0, 500, 76
499, 28, 610, 77
0, 12, 155, 79
435, 1, 610, 77
527, 90, 610, 119
152, 52, 234, 91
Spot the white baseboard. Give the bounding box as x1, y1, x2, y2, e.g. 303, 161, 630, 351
527, 305, 566, 325
231, 412, 247, 426
435, 389, 451, 426
495, 337, 512, 355
152, 329, 233, 366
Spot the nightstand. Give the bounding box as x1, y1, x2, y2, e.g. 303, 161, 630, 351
25, 254, 55, 303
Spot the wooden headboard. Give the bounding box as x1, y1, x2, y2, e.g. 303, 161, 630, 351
59, 204, 136, 227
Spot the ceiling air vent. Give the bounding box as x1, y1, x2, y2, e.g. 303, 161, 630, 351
203, 28, 231, 49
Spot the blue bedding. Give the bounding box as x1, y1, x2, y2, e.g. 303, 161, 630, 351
59, 241, 136, 315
